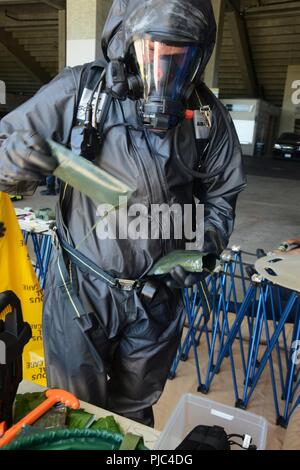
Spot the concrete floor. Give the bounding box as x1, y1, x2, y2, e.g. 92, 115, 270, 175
230, 157, 300, 266
231, 174, 300, 254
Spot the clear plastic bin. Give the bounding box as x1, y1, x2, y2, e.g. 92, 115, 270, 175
155, 394, 268, 450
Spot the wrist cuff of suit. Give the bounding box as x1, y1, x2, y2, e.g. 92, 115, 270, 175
0, 180, 39, 197
203, 227, 226, 257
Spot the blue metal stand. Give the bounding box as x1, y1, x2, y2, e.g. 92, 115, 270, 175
280, 299, 300, 426
169, 248, 252, 394
22, 230, 52, 289
169, 246, 300, 427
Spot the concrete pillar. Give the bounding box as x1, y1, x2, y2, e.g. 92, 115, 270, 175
0, 80, 5, 105
279, 65, 300, 135
66, 0, 112, 67
58, 9, 66, 71
204, 0, 225, 90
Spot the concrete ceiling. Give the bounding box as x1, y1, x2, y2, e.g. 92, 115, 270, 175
0, 0, 65, 110
0, 0, 300, 111
220, 0, 300, 106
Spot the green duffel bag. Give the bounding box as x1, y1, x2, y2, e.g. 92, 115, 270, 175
2, 428, 147, 451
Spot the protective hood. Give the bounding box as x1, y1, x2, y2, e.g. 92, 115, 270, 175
102, 0, 216, 81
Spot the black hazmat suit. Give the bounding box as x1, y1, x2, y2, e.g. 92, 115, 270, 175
0, 0, 246, 426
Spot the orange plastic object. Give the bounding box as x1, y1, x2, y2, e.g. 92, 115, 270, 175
0, 389, 80, 448
0, 422, 7, 438
185, 109, 194, 120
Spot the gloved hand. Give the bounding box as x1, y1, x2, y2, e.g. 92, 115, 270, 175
0, 222, 6, 238
286, 237, 300, 246
3, 131, 57, 181
165, 264, 213, 324
166, 266, 204, 289
166, 254, 217, 289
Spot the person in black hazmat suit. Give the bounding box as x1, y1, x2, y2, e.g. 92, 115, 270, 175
0, 0, 246, 426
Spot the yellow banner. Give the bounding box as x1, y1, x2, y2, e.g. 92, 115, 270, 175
0, 192, 46, 386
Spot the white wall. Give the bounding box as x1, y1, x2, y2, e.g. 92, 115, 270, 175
66, 0, 112, 67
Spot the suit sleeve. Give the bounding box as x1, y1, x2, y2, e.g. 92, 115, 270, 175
194, 98, 247, 255
0, 66, 81, 195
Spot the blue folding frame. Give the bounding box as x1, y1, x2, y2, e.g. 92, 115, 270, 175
169, 247, 300, 427
22, 231, 53, 289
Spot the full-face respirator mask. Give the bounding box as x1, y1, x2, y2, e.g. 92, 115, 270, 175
105, 34, 203, 132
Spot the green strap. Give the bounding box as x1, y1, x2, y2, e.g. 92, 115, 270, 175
119, 433, 143, 451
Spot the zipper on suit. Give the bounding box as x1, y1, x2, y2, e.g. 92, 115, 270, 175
129, 131, 167, 256
144, 130, 176, 254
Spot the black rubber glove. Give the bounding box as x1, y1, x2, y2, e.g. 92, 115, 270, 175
4, 131, 57, 180
166, 254, 217, 290
165, 264, 213, 324
166, 266, 204, 289
0, 222, 6, 238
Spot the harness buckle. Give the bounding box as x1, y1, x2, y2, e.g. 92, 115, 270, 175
50, 226, 59, 249
117, 279, 138, 291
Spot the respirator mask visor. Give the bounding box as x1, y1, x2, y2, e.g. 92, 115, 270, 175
131, 36, 203, 130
